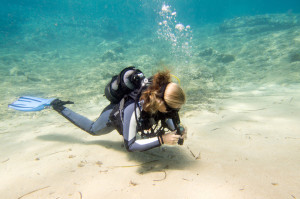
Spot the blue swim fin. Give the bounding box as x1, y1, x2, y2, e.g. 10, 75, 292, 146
8, 96, 56, 112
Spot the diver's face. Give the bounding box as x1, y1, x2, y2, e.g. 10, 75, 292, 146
158, 102, 182, 113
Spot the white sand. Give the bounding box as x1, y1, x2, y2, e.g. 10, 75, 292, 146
1, 84, 300, 199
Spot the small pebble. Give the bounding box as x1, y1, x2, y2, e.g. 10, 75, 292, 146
130, 180, 138, 186
96, 161, 103, 167
78, 161, 86, 167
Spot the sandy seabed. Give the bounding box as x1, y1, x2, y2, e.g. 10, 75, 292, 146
1, 12, 300, 199
0, 84, 299, 199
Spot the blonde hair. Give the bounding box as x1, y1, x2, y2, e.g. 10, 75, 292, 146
164, 82, 186, 109
140, 70, 186, 114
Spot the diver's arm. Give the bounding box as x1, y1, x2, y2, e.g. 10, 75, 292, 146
122, 103, 161, 152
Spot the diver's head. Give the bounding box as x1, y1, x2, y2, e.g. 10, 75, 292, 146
140, 70, 185, 114
164, 82, 186, 110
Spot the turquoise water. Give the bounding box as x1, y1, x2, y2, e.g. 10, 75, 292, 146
1, 0, 300, 117
1, 2, 300, 198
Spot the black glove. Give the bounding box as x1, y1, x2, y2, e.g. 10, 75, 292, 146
50, 99, 74, 113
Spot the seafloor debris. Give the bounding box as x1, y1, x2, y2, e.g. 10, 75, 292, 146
69, 155, 76, 158
186, 146, 201, 160
219, 14, 300, 35
216, 54, 235, 63
111, 160, 158, 168
96, 161, 103, 167
1, 158, 9, 163
130, 180, 138, 186
290, 52, 300, 63
9, 67, 25, 76
101, 49, 123, 62
153, 170, 167, 181
78, 160, 87, 167
102, 50, 117, 61
18, 186, 50, 199
198, 48, 214, 56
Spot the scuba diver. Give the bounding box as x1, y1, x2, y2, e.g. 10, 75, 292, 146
23, 67, 186, 152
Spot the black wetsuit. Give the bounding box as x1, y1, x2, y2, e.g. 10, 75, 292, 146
59, 100, 177, 152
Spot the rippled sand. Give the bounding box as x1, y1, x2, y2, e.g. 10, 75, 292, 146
0, 13, 300, 198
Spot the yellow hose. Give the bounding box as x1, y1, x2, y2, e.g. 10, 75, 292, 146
171, 74, 181, 85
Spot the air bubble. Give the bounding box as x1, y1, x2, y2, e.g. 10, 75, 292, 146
175, 24, 185, 31
162, 4, 171, 12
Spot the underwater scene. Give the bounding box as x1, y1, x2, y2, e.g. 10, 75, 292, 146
1, 0, 299, 114
1, 0, 300, 198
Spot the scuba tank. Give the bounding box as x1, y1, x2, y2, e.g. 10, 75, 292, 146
104, 66, 145, 104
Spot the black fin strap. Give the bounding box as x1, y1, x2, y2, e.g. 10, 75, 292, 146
51, 99, 74, 113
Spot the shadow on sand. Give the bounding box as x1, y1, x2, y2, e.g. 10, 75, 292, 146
38, 133, 198, 174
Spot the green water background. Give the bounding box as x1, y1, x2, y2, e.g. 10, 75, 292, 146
1, 0, 300, 119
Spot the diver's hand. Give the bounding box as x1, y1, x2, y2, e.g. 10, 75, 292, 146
51, 99, 74, 112
162, 131, 181, 145
180, 125, 187, 140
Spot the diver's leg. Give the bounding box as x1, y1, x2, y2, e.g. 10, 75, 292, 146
88, 104, 116, 135
59, 104, 115, 135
